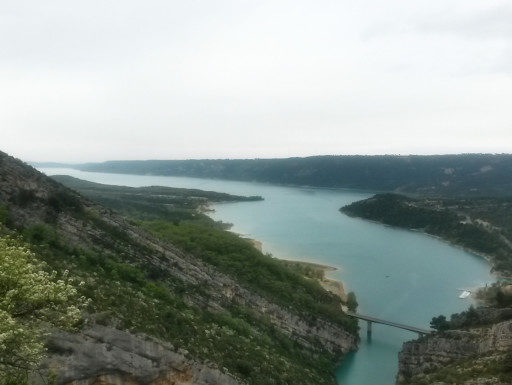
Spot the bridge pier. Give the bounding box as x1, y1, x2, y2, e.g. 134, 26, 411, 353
367, 320, 372, 335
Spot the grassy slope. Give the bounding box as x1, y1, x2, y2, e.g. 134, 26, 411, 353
53, 175, 355, 330
16, 222, 341, 385
141, 221, 355, 331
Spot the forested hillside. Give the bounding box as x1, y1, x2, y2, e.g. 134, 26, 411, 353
51, 175, 262, 225
0, 151, 358, 385
67, 154, 512, 196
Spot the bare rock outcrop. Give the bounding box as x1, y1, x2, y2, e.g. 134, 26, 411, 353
397, 318, 512, 384
40, 325, 241, 385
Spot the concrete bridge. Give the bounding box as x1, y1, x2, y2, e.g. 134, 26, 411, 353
347, 312, 432, 337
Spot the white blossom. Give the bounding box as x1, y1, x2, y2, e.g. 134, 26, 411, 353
0, 233, 87, 378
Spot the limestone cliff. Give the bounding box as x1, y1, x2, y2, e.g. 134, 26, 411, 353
42, 325, 240, 385
397, 308, 512, 385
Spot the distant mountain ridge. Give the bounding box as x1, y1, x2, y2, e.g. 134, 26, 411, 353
69, 154, 512, 197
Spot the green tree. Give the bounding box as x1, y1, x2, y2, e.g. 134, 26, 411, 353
0, 232, 87, 383
430, 315, 450, 331
346, 292, 358, 312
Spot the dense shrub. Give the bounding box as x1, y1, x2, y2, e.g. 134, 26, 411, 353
0, 232, 86, 383
141, 221, 357, 334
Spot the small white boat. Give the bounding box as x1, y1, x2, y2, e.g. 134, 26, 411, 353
459, 290, 471, 299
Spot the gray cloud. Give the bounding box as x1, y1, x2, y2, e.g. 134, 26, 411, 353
1, 0, 511, 162
416, 5, 512, 40
362, 4, 512, 40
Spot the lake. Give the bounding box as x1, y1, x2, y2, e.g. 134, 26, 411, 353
38, 167, 494, 385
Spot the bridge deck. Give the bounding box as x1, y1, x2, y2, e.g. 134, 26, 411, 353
347, 312, 431, 334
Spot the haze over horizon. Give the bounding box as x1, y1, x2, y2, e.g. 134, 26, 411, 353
30, 152, 512, 166
2, 0, 512, 163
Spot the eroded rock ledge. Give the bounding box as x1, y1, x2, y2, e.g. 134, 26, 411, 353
397, 313, 512, 385
42, 325, 242, 385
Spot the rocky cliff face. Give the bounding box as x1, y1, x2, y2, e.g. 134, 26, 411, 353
397, 309, 512, 385
42, 325, 240, 385
0, 151, 358, 384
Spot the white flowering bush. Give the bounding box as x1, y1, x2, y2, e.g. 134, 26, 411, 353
0, 232, 86, 381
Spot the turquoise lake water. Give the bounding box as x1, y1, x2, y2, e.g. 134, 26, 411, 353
38, 168, 495, 385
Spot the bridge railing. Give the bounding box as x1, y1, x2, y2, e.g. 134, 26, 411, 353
346, 311, 432, 336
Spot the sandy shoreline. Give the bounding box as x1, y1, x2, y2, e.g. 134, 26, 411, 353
276, 257, 338, 272
208, 204, 349, 303
248, 238, 263, 252
244, 237, 348, 302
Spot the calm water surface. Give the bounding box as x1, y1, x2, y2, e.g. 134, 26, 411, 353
39, 168, 494, 385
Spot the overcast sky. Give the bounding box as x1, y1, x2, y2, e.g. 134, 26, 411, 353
1, 0, 511, 162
